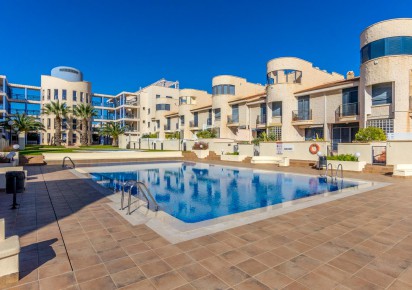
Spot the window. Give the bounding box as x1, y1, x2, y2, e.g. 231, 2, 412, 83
148, 108, 150, 114
72, 133, 77, 144
42, 90, 45, 100
54, 89, 58, 100
372, 83, 392, 105
305, 127, 324, 141
180, 116, 185, 125
212, 85, 235, 96
47, 118, 51, 129
86, 93, 89, 103
47, 133, 51, 143
166, 96, 173, 99
148, 122, 150, 128
62, 133, 67, 142
194, 112, 199, 126
179, 97, 187, 105
272, 101, 282, 117
72, 119, 77, 130
342, 87, 359, 116
156, 104, 170, 111
47, 89, 51, 100
361, 36, 412, 63
214, 108, 221, 121
62, 119, 67, 130
156, 94, 160, 99
62, 89, 67, 100
367, 118, 394, 134
80, 92, 84, 102
73, 91, 77, 101
268, 126, 282, 141
231, 105, 239, 123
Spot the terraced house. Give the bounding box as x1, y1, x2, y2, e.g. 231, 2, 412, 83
1, 18, 412, 148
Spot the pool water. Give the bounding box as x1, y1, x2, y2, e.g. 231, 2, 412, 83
90, 162, 361, 223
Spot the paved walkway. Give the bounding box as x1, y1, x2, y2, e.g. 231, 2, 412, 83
1, 164, 412, 289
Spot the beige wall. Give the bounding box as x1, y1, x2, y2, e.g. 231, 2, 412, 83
41, 75, 92, 145
260, 141, 329, 161
387, 140, 412, 165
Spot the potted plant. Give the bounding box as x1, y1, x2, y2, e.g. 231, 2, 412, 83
221, 151, 247, 162
192, 141, 209, 158
327, 153, 366, 171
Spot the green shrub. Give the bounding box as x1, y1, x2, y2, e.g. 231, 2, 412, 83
225, 152, 239, 155
196, 129, 217, 139
166, 131, 180, 139
141, 133, 158, 138
327, 154, 358, 161
252, 132, 279, 145
355, 127, 386, 142
192, 141, 209, 150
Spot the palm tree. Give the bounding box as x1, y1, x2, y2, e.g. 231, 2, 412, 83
1, 113, 45, 145
73, 103, 97, 146
99, 122, 126, 146
43, 101, 71, 146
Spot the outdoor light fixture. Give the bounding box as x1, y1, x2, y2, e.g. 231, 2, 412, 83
317, 151, 323, 157
12, 144, 20, 150
355, 152, 361, 159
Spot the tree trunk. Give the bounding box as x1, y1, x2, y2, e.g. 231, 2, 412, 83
112, 137, 118, 147
55, 117, 62, 146
81, 119, 87, 146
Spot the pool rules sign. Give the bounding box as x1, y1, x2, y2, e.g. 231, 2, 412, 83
276, 143, 294, 155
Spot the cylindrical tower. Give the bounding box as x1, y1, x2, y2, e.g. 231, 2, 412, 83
359, 18, 412, 135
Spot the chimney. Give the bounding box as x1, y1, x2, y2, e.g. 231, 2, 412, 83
346, 71, 355, 79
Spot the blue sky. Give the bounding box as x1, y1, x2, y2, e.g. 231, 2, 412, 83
1, 0, 411, 95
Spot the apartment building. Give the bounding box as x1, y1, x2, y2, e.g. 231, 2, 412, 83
1, 18, 411, 147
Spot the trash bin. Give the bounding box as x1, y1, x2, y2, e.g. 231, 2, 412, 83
6, 171, 25, 194
317, 156, 327, 170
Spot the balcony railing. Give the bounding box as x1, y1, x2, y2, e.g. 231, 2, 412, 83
11, 94, 26, 100
27, 94, 40, 101
10, 109, 40, 116
207, 118, 212, 126
227, 115, 239, 125
164, 125, 171, 131
292, 110, 312, 121
189, 121, 199, 128
92, 101, 115, 108
336, 102, 359, 118
256, 115, 266, 125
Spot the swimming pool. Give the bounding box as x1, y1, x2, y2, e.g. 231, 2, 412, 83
88, 162, 362, 223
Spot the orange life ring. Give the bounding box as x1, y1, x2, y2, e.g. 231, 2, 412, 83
309, 143, 320, 155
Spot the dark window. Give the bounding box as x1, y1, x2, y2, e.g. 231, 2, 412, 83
232, 105, 239, 122
180, 116, 185, 125
54, 89, 58, 100
360, 36, 412, 63
372, 83, 392, 105
214, 108, 221, 121
212, 85, 235, 96
272, 101, 282, 117
156, 94, 160, 98
156, 104, 170, 111
73, 91, 77, 101
62, 89, 67, 100
305, 127, 323, 141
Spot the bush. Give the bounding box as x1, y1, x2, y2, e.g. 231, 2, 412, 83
355, 127, 386, 142
225, 152, 239, 155
192, 141, 208, 150
166, 131, 180, 139
252, 132, 279, 145
141, 133, 158, 138
196, 129, 217, 139
327, 154, 358, 161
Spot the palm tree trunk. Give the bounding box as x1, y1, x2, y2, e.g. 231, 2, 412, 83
55, 117, 61, 146
112, 136, 117, 147
81, 119, 87, 146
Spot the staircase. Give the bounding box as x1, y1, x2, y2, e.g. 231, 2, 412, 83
205, 151, 220, 161
290, 159, 316, 168
182, 152, 197, 161
363, 164, 394, 174
242, 157, 252, 163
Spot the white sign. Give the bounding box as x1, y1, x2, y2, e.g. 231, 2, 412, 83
283, 144, 294, 151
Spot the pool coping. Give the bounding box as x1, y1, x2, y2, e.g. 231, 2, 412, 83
71, 161, 390, 243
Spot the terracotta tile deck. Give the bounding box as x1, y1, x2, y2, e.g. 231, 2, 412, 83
0, 163, 412, 289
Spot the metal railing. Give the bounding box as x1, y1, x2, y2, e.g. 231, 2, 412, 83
336, 102, 359, 118
335, 164, 343, 180
118, 181, 159, 215
62, 156, 75, 169
292, 109, 312, 121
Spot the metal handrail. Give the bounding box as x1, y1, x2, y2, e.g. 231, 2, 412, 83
323, 163, 333, 179
335, 164, 343, 180
123, 181, 159, 215
62, 156, 75, 168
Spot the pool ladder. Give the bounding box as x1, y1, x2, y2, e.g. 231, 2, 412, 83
322, 163, 343, 181
118, 181, 159, 215
62, 156, 75, 169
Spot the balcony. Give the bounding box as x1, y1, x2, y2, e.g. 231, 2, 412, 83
256, 115, 266, 127
291, 110, 313, 126
268, 115, 282, 126
335, 102, 359, 122
92, 101, 115, 108
164, 125, 171, 131
227, 115, 239, 127
10, 109, 40, 117
189, 121, 199, 129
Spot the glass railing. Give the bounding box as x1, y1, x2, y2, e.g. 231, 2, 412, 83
292, 110, 312, 121
227, 115, 239, 124
338, 102, 359, 117
164, 125, 171, 130
11, 94, 25, 100
256, 115, 266, 125
189, 121, 198, 128
27, 94, 41, 101
207, 118, 212, 126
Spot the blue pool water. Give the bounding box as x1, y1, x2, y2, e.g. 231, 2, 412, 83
90, 162, 360, 223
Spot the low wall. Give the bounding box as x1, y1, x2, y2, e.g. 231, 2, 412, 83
43, 151, 183, 162
337, 142, 386, 164
238, 144, 254, 157
387, 141, 412, 165
260, 141, 329, 161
